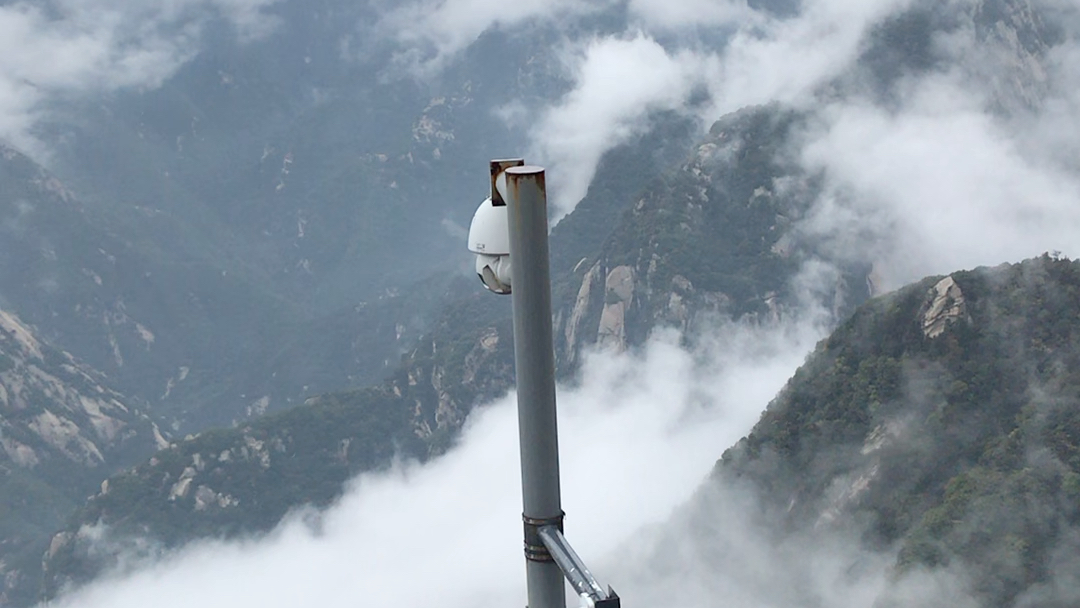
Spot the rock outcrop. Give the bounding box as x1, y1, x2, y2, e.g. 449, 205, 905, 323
922, 276, 968, 338
717, 256, 1080, 607
0, 307, 163, 606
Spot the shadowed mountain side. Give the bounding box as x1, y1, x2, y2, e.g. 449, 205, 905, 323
0, 144, 445, 432
715, 255, 1080, 606
38, 99, 872, 601
0, 309, 166, 606
40, 278, 514, 600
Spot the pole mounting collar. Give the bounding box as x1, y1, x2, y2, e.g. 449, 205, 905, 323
523, 512, 564, 562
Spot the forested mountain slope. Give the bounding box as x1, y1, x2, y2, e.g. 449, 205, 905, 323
715, 255, 1080, 606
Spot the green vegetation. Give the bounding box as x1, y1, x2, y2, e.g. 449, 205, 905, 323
719, 255, 1080, 606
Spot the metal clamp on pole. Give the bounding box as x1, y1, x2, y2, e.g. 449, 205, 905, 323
523, 513, 565, 562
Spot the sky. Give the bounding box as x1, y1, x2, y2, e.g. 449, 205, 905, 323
15, 0, 1080, 605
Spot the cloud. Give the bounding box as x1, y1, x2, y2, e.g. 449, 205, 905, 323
48, 312, 832, 608
35, 1, 1080, 605
0, 0, 281, 156
698, 0, 915, 114
372, 0, 1080, 263
519, 0, 916, 215
615, 481, 982, 608
526, 35, 721, 216
374, 0, 610, 73
47, 301, 1019, 608
370, 0, 919, 214
794, 6, 1080, 291
800, 90, 1080, 290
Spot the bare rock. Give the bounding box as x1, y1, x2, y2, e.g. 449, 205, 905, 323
922, 276, 968, 338
597, 266, 635, 351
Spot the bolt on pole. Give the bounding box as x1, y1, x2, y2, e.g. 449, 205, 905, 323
504, 165, 567, 608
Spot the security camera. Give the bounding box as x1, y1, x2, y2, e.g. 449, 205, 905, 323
467, 159, 523, 295
468, 196, 512, 294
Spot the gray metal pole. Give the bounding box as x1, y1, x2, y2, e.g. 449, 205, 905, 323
504, 165, 566, 608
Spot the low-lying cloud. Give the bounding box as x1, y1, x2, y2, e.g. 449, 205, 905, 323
615, 482, 982, 608
378, 0, 1080, 279
50, 301, 1029, 608
373, 0, 607, 74
526, 35, 720, 215
584, 1, 1080, 292
374, 0, 920, 213
28, 0, 1080, 605
525, 0, 918, 215
795, 12, 1080, 291
799, 74, 1080, 291
49, 313, 836, 608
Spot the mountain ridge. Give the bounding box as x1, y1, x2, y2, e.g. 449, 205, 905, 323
715, 255, 1080, 606
0, 0, 1071, 604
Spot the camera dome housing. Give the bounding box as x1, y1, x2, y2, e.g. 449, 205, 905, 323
468, 197, 512, 294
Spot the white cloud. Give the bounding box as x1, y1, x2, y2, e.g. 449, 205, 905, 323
795, 9, 1080, 291
374, 0, 609, 73
368, 0, 920, 214
615, 480, 981, 608
519, 0, 917, 215
34, 1, 1080, 605
701, 0, 914, 114
800, 95, 1080, 289
0, 0, 281, 156
49, 313, 831, 608
1019, 35, 1080, 174
371, 0, 1080, 268
526, 34, 720, 216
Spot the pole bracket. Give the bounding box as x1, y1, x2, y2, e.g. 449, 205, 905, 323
523, 512, 564, 562
538, 525, 621, 608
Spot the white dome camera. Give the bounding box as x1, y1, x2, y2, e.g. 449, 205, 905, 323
468, 197, 512, 294
467, 159, 523, 294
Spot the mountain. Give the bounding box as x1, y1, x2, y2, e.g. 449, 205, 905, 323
0, 138, 447, 433
0, 0, 574, 434
2, 0, 1072, 604
0, 308, 165, 607
551, 104, 867, 367
37, 100, 874, 601
34, 0, 1071, 601
712, 255, 1080, 606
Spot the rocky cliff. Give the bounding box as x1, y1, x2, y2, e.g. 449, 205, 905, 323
0, 308, 164, 606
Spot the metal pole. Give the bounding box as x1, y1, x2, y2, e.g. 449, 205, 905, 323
504, 165, 566, 608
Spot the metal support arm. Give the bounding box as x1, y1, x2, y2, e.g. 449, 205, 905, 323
538, 526, 621, 608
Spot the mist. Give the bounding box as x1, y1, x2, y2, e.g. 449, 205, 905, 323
49, 315, 836, 608
27, 0, 1080, 605
377, 0, 1080, 279
0, 0, 280, 157
522, 0, 919, 214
